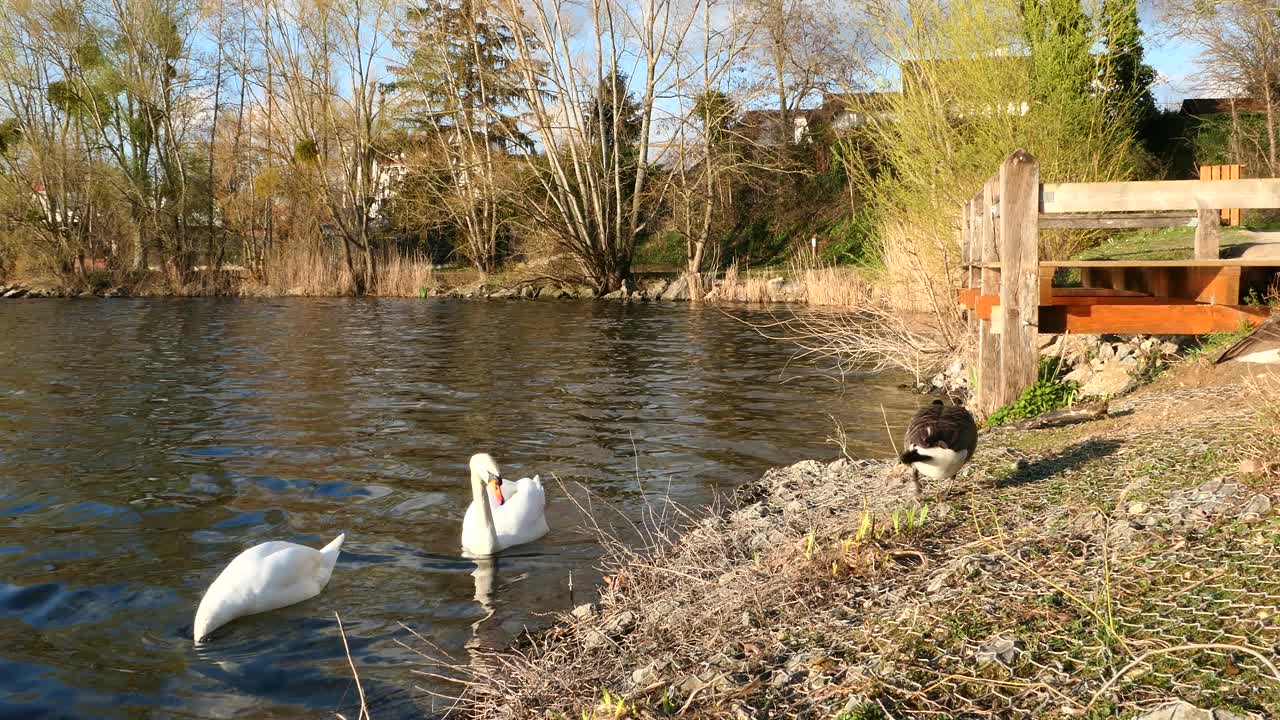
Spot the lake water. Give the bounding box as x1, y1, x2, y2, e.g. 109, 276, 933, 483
0, 298, 923, 719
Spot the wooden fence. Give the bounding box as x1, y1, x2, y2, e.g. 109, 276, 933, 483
1200, 164, 1244, 226
960, 151, 1277, 415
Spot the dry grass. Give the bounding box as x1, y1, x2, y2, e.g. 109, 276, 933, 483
703, 255, 876, 308
374, 250, 436, 297
240, 245, 436, 297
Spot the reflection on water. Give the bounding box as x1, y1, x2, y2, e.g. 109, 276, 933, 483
0, 298, 924, 718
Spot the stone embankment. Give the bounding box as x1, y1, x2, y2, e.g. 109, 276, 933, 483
0, 282, 130, 299
925, 332, 1206, 398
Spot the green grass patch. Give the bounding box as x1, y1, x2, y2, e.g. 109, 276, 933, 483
1185, 320, 1255, 362
986, 357, 1079, 427
633, 231, 686, 270
1074, 226, 1250, 262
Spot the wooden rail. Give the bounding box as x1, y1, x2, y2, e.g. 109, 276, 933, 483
960, 150, 1278, 415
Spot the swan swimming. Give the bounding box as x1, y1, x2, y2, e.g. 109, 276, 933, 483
193, 533, 345, 643
461, 453, 548, 556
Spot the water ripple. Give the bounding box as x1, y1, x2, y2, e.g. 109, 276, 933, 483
0, 298, 925, 718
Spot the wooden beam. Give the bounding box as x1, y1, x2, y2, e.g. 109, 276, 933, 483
1041, 178, 1280, 213
1038, 211, 1195, 229
1043, 296, 1200, 306
995, 150, 1040, 414
1194, 208, 1221, 259
1038, 304, 1269, 335
1191, 266, 1241, 305
958, 287, 979, 308
1051, 287, 1153, 298
977, 176, 1001, 413
978, 259, 1280, 268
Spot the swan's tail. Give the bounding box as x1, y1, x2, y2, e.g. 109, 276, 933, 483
316, 533, 345, 585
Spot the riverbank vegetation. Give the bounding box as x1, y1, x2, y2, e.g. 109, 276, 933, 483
435, 359, 1280, 719
2, 0, 1262, 307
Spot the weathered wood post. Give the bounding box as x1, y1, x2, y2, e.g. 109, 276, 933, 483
976, 177, 1000, 414
1194, 208, 1221, 260
994, 150, 1040, 412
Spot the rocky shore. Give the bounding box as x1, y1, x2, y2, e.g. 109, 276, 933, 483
446, 364, 1280, 719
0, 282, 131, 299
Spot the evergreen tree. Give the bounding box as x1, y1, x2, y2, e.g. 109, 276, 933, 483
1099, 0, 1156, 132
392, 0, 532, 151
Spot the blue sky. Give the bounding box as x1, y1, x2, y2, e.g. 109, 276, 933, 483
1142, 10, 1210, 107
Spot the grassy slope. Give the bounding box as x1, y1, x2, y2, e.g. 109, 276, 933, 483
449, 361, 1280, 720
1074, 226, 1250, 262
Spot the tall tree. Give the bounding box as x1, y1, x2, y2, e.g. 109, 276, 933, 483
1099, 0, 1156, 133
391, 0, 533, 271
1161, 0, 1280, 175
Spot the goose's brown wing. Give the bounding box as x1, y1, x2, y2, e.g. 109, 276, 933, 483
1217, 316, 1280, 364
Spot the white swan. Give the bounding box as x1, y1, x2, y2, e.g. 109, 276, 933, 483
461, 453, 548, 556
193, 533, 345, 643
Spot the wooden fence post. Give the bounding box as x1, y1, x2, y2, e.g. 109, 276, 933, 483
977, 177, 1000, 415
996, 150, 1040, 411
1195, 208, 1221, 260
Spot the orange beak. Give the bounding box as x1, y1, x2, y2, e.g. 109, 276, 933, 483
489, 477, 505, 505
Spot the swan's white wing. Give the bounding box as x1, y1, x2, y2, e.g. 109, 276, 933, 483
492, 477, 549, 548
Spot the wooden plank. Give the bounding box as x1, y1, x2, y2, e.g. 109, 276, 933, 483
1191, 266, 1241, 305
978, 259, 1280, 268
974, 293, 1000, 320
958, 288, 979, 308
995, 150, 1039, 414
1195, 208, 1221, 260
977, 176, 1001, 413
1038, 303, 1269, 335
1051, 287, 1153, 298
1038, 212, 1195, 229
1230, 164, 1242, 226
1041, 178, 1280, 213
1039, 265, 1055, 305
1043, 296, 1199, 306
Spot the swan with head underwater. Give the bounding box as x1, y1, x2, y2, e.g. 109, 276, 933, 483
192, 533, 345, 644
462, 453, 549, 556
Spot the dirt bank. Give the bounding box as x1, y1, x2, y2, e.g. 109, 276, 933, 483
444, 363, 1280, 719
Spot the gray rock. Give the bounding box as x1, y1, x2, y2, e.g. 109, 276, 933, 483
975, 636, 1024, 667
602, 609, 636, 637
1136, 702, 1212, 720
1063, 365, 1094, 386
659, 275, 690, 301
1239, 493, 1272, 522
1080, 362, 1136, 397
1159, 341, 1180, 356
1135, 701, 1262, 720
489, 287, 517, 299
630, 663, 659, 687
1069, 509, 1107, 535
571, 603, 596, 620
601, 288, 625, 300
4, 288, 28, 298
642, 279, 669, 298
582, 627, 610, 650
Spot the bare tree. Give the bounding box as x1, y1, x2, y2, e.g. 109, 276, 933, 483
257, 0, 395, 294
493, 0, 699, 293
1161, 0, 1280, 175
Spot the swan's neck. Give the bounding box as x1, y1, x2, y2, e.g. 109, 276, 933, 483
471, 472, 500, 554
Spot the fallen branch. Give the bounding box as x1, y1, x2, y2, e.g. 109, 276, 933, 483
1008, 401, 1109, 431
